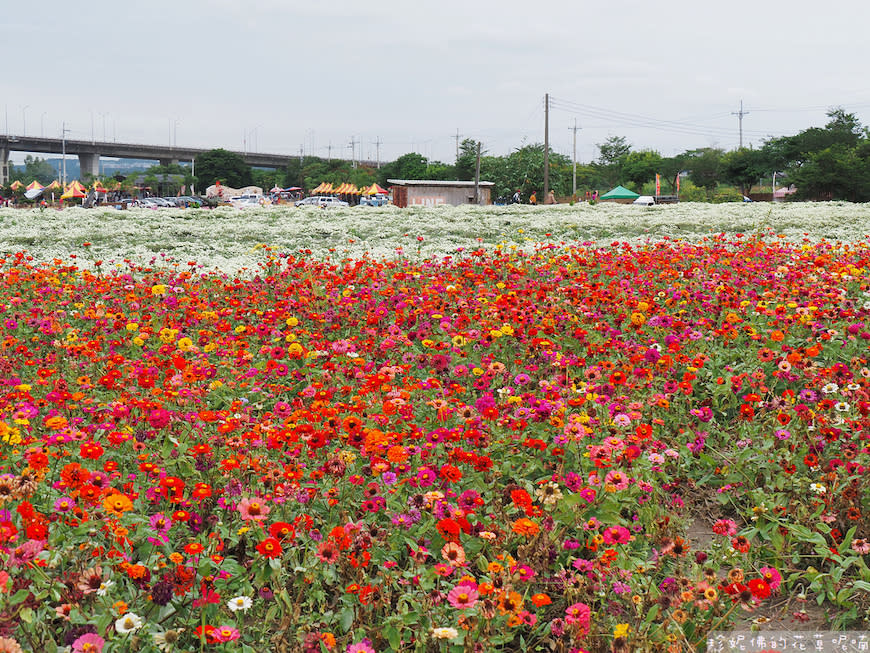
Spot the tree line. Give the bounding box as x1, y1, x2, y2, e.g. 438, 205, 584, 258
5, 108, 869, 202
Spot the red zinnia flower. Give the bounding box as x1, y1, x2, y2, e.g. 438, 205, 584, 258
747, 578, 771, 600
256, 537, 283, 559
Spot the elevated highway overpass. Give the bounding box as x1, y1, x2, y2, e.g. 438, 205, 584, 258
0, 134, 301, 184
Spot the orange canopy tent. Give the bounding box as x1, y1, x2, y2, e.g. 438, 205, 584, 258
93, 182, 109, 193
46, 180, 62, 191
9, 180, 23, 190
26, 181, 44, 191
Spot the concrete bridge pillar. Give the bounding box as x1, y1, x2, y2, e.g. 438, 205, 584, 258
78, 153, 100, 179
0, 147, 9, 185
159, 158, 179, 168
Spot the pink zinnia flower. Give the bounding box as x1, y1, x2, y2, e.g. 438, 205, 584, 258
564, 602, 591, 636
712, 518, 737, 537
759, 566, 782, 590
72, 633, 105, 653
852, 538, 870, 555
212, 626, 240, 642
447, 584, 479, 609
346, 639, 376, 653
238, 497, 270, 521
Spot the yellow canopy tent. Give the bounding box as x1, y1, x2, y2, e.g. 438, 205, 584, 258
26, 181, 44, 191
9, 180, 23, 190
46, 180, 62, 191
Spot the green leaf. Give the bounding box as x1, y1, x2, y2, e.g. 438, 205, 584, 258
9, 589, 29, 605
835, 587, 854, 605
340, 607, 354, 633
386, 626, 401, 650
18, 607, 33, 623
852, 580, 870, 593
643, 604, 660, 625
838, 526, 858, 554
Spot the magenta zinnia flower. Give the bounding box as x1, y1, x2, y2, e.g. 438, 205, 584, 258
213, 626, 240, 642
601, 525, 630, 545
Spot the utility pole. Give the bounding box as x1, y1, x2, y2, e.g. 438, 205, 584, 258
474, 141, 481, 204
455, 128, 460, 162
543, 93, 549, 201
570, 119, 581, 199
327, 142, 332, 161
373, 136, 382, 169
348, 136, 358, 168
732, 99, 749, 149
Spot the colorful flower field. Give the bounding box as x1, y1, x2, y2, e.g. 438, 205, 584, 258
0, 204, 868, 652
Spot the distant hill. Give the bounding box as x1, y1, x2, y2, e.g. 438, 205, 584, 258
8, 157, 167, 181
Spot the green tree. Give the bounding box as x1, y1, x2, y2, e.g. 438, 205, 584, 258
18, 155, 56, 185
455, 139, 478, 180
393, 152, 428, 180
622, 150, 662, 189
720, 148, 768, 195
252, 168, 286, 192
194, 148, 253, 189
659, 154, 687, 193
789, 143, 870, 201
594, 136, 632, 187
685, 148, 723, 191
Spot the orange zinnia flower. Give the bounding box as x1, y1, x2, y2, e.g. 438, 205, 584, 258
103, 493, 134, 516
511, 518, 539, 538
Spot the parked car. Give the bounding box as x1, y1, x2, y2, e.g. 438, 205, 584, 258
136, 198, 161, 209
357, 195, 389, 207
632, 196, 656, 206
295, 196, 349, 208
174, 196, 203, 207
231, 194, 264, 209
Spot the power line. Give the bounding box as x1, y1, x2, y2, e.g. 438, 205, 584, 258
549, 96, 774, 139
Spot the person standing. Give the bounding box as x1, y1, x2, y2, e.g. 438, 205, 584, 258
546, 189, 556, 204
529, 191, 537, 205
512, 189, 521, 204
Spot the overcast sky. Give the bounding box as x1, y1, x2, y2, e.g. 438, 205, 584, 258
4, 0, 870, 165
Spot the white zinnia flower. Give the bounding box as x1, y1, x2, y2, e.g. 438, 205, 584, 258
97, 579, 114, 596
432, 627, 458, 639
227, 595, 253, 612
115, 612, 143, 634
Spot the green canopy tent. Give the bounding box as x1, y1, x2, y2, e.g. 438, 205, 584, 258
600, 185, 640, 202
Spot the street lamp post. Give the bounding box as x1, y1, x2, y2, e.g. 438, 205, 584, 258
41, 112, 47, 138
61, 122, 71, 186
21, 105, 29, 137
